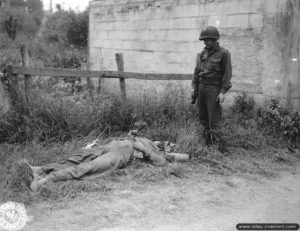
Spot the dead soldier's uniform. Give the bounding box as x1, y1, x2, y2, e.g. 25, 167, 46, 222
20, 135, 186, 190
192, 26, 232, 149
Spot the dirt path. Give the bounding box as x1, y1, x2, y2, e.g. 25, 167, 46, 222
24, 166, 300, 231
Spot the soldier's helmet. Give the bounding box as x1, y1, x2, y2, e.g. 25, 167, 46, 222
199, 26, 220, 40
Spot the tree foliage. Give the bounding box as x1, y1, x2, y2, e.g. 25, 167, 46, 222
10, 0, 27, 7
27, 0, 43, 12
67, 11, 88, 48
43, 10, 88, 48
42, 10, 73, 44
27, 0, 44, 20
0, 0, 44, 40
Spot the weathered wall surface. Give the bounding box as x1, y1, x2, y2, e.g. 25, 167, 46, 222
89, 0, 300, 107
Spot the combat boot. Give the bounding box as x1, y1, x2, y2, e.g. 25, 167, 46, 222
203, 129, 213, 146
218, 140, 230, 156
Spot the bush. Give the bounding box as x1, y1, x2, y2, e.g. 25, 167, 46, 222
230, 92, 256, 119
51, 52, 85, 93
258, 98, 300, 144
228, 93, 300, 145
52, 53, 81, 69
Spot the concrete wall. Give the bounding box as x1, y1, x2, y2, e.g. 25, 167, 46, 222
89, 0, 300, 107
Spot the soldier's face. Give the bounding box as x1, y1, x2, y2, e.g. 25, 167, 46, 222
204, 39, 216, 49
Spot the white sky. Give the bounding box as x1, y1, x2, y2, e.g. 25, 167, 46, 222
42, 0, 90, 12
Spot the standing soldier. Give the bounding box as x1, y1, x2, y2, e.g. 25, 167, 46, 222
191, 26, 232, 154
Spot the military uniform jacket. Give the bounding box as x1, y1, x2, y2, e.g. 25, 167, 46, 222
192, 44, 232, 94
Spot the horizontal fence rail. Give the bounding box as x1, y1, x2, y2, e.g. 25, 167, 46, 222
1, 48, 264, 114
11, 66, 193, 81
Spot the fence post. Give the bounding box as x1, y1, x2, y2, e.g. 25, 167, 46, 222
20, 44, 31, 104
97, 49, 104, 95
115, 53, 126, 99
6, 65, 24, 112
82, 62, 94, 102
97, 72, 103, 95
0, 74, 11, 116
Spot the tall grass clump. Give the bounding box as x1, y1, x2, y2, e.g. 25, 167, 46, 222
1, 86, 298, 149
0, 84, 196, 143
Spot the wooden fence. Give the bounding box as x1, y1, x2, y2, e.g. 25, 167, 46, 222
11, 66, 192, 81
0, 46, 194, 113
5, 50, 192, 105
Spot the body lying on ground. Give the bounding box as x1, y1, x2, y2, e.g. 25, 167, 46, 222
19, 135, 189, 191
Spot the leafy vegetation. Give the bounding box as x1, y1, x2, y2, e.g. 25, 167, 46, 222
43, 10, 88, 49
0, 1, 88, 70
258, 99, 300, 145
229, 92, 300, 146
1, 87, 299, 204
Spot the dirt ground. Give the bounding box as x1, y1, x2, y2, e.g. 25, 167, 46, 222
22, 163, 300, 231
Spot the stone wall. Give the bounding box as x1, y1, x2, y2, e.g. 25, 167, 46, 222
89, 0, 300, 107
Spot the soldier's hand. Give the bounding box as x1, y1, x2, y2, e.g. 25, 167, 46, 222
217, 93, 225, 104
191, 89, 198, 104
191, 89, 196, 98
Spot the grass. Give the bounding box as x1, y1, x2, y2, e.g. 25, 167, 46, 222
0, 84, 299, 205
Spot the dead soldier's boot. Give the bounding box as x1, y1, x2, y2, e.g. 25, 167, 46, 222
17, 159, 48, 191
16, 159, 34, 188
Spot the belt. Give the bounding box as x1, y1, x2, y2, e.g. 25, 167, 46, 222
199, 78, 222, 87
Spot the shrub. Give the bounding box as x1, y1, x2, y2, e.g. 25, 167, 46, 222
52, 53, 81, 69
258, 98, 300, 144
230, 92, 256, 119
51, 53, 84, 93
